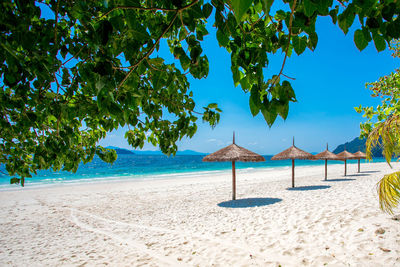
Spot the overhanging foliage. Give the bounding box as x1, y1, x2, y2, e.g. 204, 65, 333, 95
2, 0, 400, 185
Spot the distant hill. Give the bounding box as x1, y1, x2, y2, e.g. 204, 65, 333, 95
106, 146, 135, 155
114, 148, 135, 154
133, 149, 206, 155
105, 146, 205, 155
333, 137, 383, 157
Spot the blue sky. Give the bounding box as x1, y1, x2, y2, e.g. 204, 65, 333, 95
100, 12, 398, 154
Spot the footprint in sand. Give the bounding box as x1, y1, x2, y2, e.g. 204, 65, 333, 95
69, 208, 277, 265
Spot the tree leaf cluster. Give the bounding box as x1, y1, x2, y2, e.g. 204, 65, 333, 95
0, 0, 219, 185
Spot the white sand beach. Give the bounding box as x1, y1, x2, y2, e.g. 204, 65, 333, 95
0, 162, 399, 266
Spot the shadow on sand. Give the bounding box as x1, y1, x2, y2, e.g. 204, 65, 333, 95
286, 185, 331, 191
360, 170, 380, 174
322, 178, 356, 182
218, 198, 282, 208
345, 173, 368, 177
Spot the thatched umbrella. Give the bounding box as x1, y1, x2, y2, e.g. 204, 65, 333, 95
271, 138, 313, 188
353, 151, 367, 173
202, 133, 265, 200
313, 143, 340, 180
336, 149, 356, 176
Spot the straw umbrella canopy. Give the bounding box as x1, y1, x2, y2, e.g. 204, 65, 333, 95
353, 151, 367, 173
202, 133, 265, 200
336, 150, 357, 176
313, 144, 340, 180
271, 138, 313, 188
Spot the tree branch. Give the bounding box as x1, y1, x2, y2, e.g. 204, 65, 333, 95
53, 0, 60, 48
272, 0, 297, 85
102, 0, 199, 18
337, 0, 347, 8
192, 110, 203, 115
281, 73, 296, 80
146, 59, 165, 72
248, 13, 266, 29
53, 73, 61, 136
116, 11, 179, 91
62, 46, 84, 67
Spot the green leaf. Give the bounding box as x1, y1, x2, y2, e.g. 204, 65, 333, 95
152, 71, 165, 91
240, 78, 250, 91
292, 36, 307, 55
261, 103, 278, 127
281, 81, 296, 102
249, 86, 261, 116
354, 30, 368, 51
315, 0, 330, 15
361, 27, 372, 42
275, 10, 286, 21
338, 5, 355, 34
249, 97, 259, 116
227, 13, 237, 34
4, 72, 17, 86
308, 32, 318, 50
216, 29, 229, 47
386, 19, 400, 39
179, 28, 187, 41
231, 0, 252, 22
130, 23, 150, 41
10, 177, 20, 184
304, 0, 317, 17
202, 3, 213, 18
149, 57, 164, 67
382, 3, 395, 22
189, 3, 204, 19
179, 54, 190, 70
329, 7, 338, 24
261, 0, 274, 14
231, 66, 241, 86
372, 33, 386, 52
277, 102, 289, 120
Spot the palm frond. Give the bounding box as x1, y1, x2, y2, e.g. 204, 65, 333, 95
366, 114, 400, 165
377, 171, 400, 214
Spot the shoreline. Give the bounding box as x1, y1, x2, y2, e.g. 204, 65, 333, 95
0, 159, 384, 192
1, 161, 399, 266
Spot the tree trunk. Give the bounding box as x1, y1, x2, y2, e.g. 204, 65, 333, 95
232, 161, 236, 200
292, 159, 295, 188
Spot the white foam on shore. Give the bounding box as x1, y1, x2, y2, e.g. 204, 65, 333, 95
0, 165, 294, 191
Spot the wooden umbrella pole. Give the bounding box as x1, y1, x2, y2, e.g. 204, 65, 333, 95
344, 159, 347, 176
232, 161, 236, 200
325, 159, 327, 180
358, 159, 360, 173
292, 159, 295, 188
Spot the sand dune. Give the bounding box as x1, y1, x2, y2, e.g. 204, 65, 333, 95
0, 162, 399, 266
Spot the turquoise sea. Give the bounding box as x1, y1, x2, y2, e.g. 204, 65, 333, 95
0, 154, 384, 190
